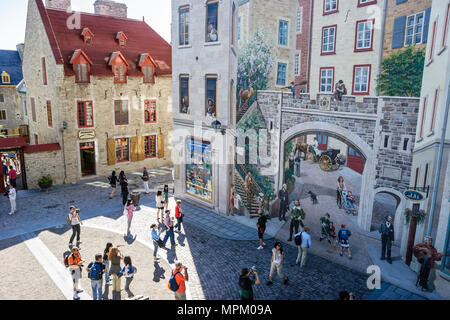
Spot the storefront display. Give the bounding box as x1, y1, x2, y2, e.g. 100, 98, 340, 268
185, 138, 212, 202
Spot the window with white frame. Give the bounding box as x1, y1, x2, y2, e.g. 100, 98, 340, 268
276, 62, 287, 86
238, 16, 241, 40
322, 26, 336, 54
442, 3, 449, 49
405, 12, 425, 46
355, 20, 373, 51
319, 68, 334, 93
294, 53, 301, 76
353, 65, 370, 94
401, 135, 413, 152
324, 0, 338, 14
430, 88, 439, 133
381, 133, 391, 149
296, 8, 303, 33
278, 20, 289, 46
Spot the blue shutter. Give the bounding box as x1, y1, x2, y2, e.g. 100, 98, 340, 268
396, 0, 408, 4
422, 7, 432, 43
392, 16, 406, 49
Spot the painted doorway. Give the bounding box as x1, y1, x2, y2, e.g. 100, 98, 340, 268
347, 146, 365, 174
317, 134, 328, 150
80, 142, 96, 177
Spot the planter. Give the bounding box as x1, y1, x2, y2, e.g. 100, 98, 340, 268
38, 181, 53, 190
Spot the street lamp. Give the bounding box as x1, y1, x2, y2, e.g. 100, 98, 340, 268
211, 119, 226, 135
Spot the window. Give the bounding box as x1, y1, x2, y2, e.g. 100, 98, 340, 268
143, 65, 154, 83
276, 62, 287, 86
405, 12, 425, 46
0, 94, 4, 102
206, 0, 219, 42
321, 25, 336, 55
114, 100, 129, 125
442, 3, 450, 48
0, 110, 6, 121
296, 8, 303, 32
42, 57, 47, 85
319, 67, 334, 93
114, 65, 126, 83
180, 75, 189, 114
419, 96, 427, 138
430, 88, 439, 133
31, 97, 36, 122
85, 36, 92, 45
402, 137, 410, 151
382, 133, 391, 149
414, 167, 419, 189
144, 99, 157, 123
358, 0, 377, 7
355, 20, 374, 52
230, 80, 235, 125
278, 20, 289, 46
238, 16, 241, 40
77, 101, 94, 128
205, 75, 217, 117
232, 3, 236, 46
46, 100, 52, 127
323, 0, 338, 15
116, 32, 128, 47
75, 63, 89, 83
1, 72, 10, 84
423, 163, 429, 189
34, 134, 38, 145
179, 6, 189, 46
294, 53, 301, 76
352, 65, 371, 95
115, 138, 129, 162
429, 20, 437, 60
81, 28, 94, 44
144, 135, 157, 158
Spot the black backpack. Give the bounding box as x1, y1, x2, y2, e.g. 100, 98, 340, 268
63, 253, 73, 268
294, 232, 303, 246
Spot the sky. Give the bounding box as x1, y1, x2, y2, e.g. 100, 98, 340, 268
0, 0, 172, 50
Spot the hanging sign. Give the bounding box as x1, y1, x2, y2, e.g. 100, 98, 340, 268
404, 189, 425, 201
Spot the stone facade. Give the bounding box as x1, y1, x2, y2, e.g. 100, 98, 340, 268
94, 0, 127, 18
0, 87, 20, 133
24, 149, 65, 189
383, 0, 432, 57
294, 0, 311, 94
45, 0, 70, 10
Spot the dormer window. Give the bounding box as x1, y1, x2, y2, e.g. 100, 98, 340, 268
70, 49, 93, 83
138, 53, 157, 84
1, 71, 10, 84
116, 32, 128, 48
81, 28, 95, 45
108, 51, 129, 84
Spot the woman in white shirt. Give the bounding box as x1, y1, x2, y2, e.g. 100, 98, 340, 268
155, 190, 164, 221
267, 242, 289, 285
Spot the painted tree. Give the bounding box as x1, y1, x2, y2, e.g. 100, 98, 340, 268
376, 47, 425, 97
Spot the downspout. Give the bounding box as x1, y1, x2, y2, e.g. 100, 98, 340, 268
376, 0, 388, 96
306, 0, 314, 93
426, 81, 450, 237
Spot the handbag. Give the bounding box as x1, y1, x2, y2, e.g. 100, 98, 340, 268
157, 239, 164, 248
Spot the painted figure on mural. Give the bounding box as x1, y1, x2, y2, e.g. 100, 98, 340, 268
181, 96, 189, 114
294, 154, 301, 177
378, 216, 395, 264
333, 80, 347, 101
207, 23, 218, 42
239, 84, 254, 110
207, 99, 216, 117
278, 184, 289, 221
413, 237, 446, 292
311, 137, 320, 161
337, 176, 347, 208
288, 153, 295, 173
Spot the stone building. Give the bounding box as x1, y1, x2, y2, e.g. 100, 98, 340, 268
383, 0, 432, 57
309, 0, 387, 99
22, 0, 172, 187
405, 0, 450, 287
0, 45, 29, 140
171, 0, 238, 215
238, 0, 308, 91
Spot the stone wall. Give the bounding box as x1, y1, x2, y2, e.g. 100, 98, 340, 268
45, 0, 70, 10
24, 149, 65, 189
94, 0, 127, 18
295, 0, 311, 94
0, 87, 20, 131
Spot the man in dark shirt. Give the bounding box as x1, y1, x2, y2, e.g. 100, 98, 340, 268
257, 208, 268, 250
142, 167, 150, 194
120, 177, 129, 205
239, 268, 260, 300
378, 215, 395, 264
278, 184, 289, 221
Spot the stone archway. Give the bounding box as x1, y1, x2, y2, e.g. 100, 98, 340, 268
279, 121, 377, 232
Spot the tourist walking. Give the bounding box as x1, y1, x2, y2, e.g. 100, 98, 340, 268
338, 224, 352, 259
169, 262, 188, 300
7, 184, 16, 215
109, 246, 124, 300
287, 200, 305, 241
174, 200, 184, 232
67, 247, 84, 300
278, 184, 289, 221
119, 172, 129, 206
267, 242, 289, 285
86, 254, 106, 300
142, 167, 150, 194
163, 185, 170, 210
256, 207, 268, 250
121, 256, 137, 298
125, 199, 136, 237
68, 206, 83, 247
378, 215, 394, 264
156, 190, 164, 221
239, 267, 260, 300
8, 166, 16, 188
151, 224, 163, 260
294, 227, 311, 267
103, 243, 113, 285
162, 209, 177, 248
108, 170, 118, 199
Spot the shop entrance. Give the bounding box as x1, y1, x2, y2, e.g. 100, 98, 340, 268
80, 142, 96, 177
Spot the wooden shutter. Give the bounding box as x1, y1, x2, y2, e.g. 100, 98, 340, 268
392, 16, 406, 49
137, 136, 145, 161
422, 8, 432, 43
157, 134, 165, 158
107, 139, 116, 166
130, 136, 138, 162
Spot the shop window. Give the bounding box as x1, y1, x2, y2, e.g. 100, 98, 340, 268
114, 100, 128, 125
180, 75, 189, 114
115, 138, 129, 162
206, 0, 219, 42
144, 99, 157, 123
77, 101, 94, 128
186, 138, 213, 202
144, 135, 157, 158
205, 75, 217, 117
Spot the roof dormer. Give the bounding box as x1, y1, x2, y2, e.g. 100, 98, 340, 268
1, 71, 11, 84
70, 49, 93, 83
138, 53, 158, 83
116, 32, 128, 48
81, 28, 95, 45
108, 51, 129, 83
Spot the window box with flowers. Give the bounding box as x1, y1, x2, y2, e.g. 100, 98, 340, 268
404, 208, 426, 225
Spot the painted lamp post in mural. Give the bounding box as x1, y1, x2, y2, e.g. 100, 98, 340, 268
404, 189, 427, 266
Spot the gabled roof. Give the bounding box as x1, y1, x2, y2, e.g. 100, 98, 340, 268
0, 50, 23, 85
69, 49, 94, 65
34, 0, 171, 77
138, 53, 157, 68
108, 51, 129, 66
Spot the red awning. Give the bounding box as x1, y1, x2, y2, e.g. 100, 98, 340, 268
0, 137, 28, 149
24, 143, 61, 154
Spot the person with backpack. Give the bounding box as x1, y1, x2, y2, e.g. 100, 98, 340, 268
68, 206, 83, 247
86, 254, 106, 300
239, 267, 260, 300
174, 200, 184, 233
66, 247, 84, 300
120, 256, 137, 298
109, 246, 124, 300
169, 262, 188, 300
142, 167, 150, 194
155, 190, 164, 221
151, 224, 163, 260
108, 170, 118, 199
125, 199, 136, 237
338, 224, 352, 259
256, 207, 268, 250
267, 242, 289, 286
294, 226, 311, 267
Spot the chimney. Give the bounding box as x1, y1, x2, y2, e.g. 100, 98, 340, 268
45, 0, 71, 10
94, 0, 127, 18
16, 44, 25, 62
